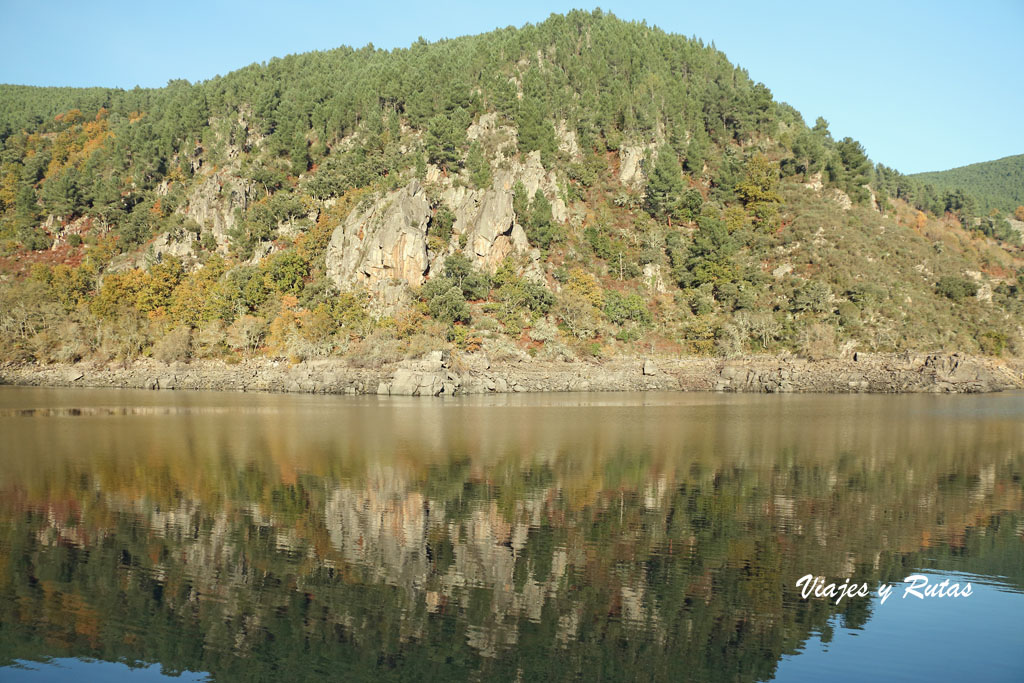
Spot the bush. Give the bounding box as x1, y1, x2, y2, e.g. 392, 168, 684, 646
798, 322, 837, 360
935, 276, 978, 301
426, 284, 471, 324
791, 281, 832, 313
226, 315, 267, 354
837, 301, 861, 328
978, 330, 1006, 356
429, 205, 456, 244
443, 253, 490, 299
153, 326, 192, 363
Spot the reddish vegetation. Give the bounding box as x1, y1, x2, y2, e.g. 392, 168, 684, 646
0, 243, 85, 277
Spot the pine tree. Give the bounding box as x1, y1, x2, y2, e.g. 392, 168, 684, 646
467, 141, 491, 189
645, 147, 686, 223
425, 109, 467, 172
516, 98, 557, 167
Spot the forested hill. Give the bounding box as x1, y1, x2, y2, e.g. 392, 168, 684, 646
1, 10, 1022, 366
910, 154, 1024, 216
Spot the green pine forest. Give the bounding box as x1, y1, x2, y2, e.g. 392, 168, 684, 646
910, 154, 1024, 216
1, 9, 1022, 365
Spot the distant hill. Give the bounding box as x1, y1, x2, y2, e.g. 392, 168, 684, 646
911, 154, 1024, 215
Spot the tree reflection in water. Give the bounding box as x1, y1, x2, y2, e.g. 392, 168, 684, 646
0, 389, 1022, 681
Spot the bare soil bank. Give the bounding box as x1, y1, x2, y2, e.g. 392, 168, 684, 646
2, 352, 1022, 396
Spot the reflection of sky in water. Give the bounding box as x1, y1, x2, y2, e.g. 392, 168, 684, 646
2, 659, 208, 682
774, 571, 1024, 682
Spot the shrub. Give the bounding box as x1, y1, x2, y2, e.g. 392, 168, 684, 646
153, 326, 192, 363
604, 291, 652, 326
935, 276, 978, 301
443, 253, 490, 299
429, 205, 456, 244
798, 322, 837, 360
978, 330, 1006, 356
791, 281, 832, 313
427, 284, 471, 324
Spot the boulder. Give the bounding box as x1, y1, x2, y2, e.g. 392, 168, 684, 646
383, 351, 461, 396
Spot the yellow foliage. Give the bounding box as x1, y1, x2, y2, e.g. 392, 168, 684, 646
266, 296, 310, 354
43, 114, 113, 180
913, 211, 927, 231
567, 267, 604, 308
91, 270, 148, 318
0, 163, 20, 210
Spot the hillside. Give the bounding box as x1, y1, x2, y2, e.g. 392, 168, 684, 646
910, 153, 1024, 216
0, 9, 1022, 370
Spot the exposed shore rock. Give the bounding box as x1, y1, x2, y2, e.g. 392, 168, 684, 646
2, 353, 1021, 397
377, 350, 460, 396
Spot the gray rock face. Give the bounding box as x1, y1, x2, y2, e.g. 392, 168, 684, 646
378, 351, 461, 397
325, 180, 432, 295
106, 231, 203, 274
713, 353, 1019, 394
462, 187, 529, 272
618, 146, 649, 187
182, 172, 257, 251
326, 150, 564, 301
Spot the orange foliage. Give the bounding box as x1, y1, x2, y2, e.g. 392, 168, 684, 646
0, 163, 19, 209
54, 109, 83, 125
43, 113, 114, 180
267, 295, 310, 354
913, 211, 927, 231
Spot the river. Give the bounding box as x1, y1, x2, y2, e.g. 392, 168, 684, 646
1, 387, 1022, 681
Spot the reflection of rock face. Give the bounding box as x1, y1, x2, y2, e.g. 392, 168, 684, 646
14, 441, 1023, 676
325, 474, 430, 588
321, 472, 575, 653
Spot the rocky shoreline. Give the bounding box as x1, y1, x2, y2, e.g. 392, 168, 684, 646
2, 351, 1022, 396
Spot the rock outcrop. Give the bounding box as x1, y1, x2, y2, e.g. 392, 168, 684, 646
714, 353, 1021, 394
182, 171, 258, 251
618, 145, 650, 187
325, 180, 432, 298
325, 149, 568, 303
376, 350, 460, 396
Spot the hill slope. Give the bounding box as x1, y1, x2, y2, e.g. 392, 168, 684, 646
910, 154, 1024, 215
0, 10, 1022, 367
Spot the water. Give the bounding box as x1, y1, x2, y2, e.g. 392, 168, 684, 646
0, 387, 1021, 681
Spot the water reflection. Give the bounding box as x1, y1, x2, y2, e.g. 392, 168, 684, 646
0, 388, 1022, 681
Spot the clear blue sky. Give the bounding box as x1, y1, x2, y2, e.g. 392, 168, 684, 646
2, 1, 1021, 174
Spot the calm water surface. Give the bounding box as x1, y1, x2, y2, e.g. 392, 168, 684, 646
0, 387, 1022, 681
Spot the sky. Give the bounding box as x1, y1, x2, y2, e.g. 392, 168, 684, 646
1, 1, 1021, 174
